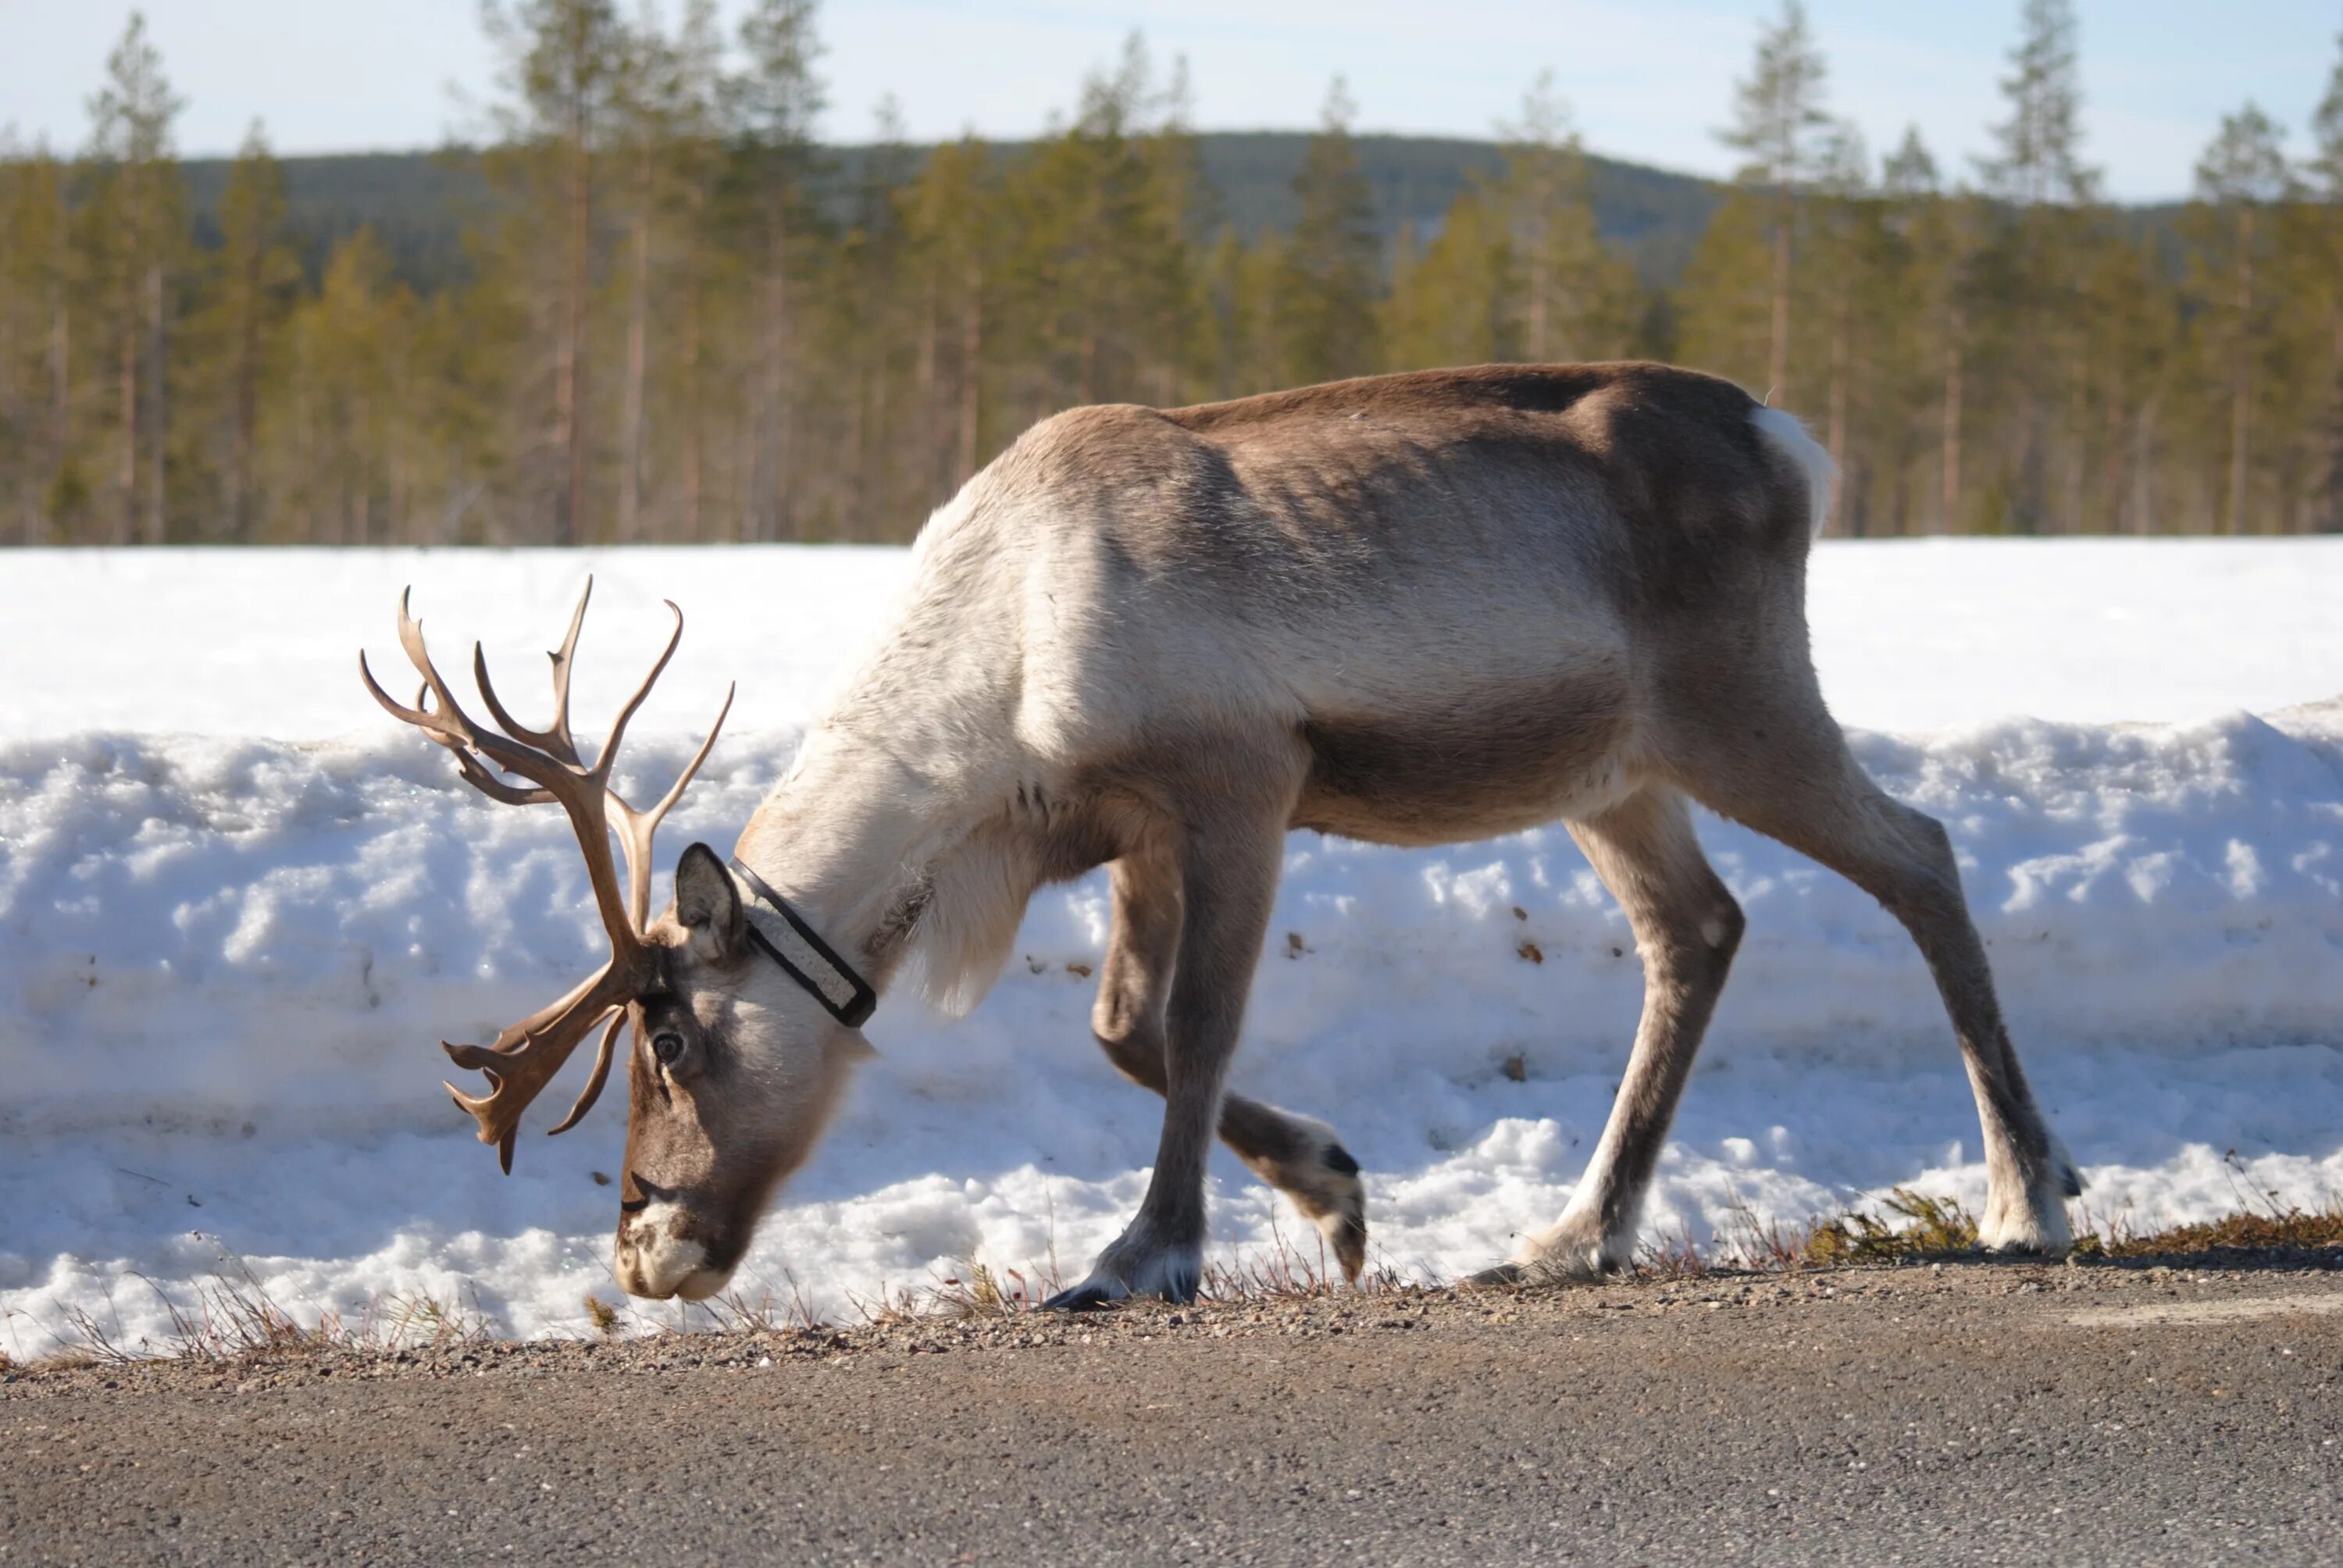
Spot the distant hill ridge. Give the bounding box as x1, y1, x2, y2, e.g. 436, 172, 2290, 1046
177, 132, 1725, 294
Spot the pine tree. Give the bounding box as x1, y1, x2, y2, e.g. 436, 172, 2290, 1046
1678, 186, 1776, 393
730, 0, 825, 541
0, 143, 72, 543
1804, 119, 1870, 523
483, 0, 625, 545
84, 12, 184, 543
654, 0, 726, 541
1281, 78, 1380, 386
1879, 130, 1985, 532
1381, 194, 1510, 369
280, 230, 417, 543
2191, 104, 2291, 533
1977, 0, 2096, 205
206, 123, 297, 539
1976, 0, 2102, 533
1496, 72, 1634, 363
610, 12, 663, 543
2306, 31, 2343, 531
1717, 0, 1830, 404
900, 137, 995, 497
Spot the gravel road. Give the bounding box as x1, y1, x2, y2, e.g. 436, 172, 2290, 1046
6, 1258, 2342, 1565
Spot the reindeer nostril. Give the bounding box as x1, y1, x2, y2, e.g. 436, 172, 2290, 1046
620, 1172, 679, 1213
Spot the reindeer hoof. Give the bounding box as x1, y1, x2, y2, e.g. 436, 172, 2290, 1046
1464, 1263, 1524, 1288
1977, 1177, 2077, 1256
1042, 1281, 1125, 1313
1050, 1231, 1202, 1309
1508, 1216, 1627, 1282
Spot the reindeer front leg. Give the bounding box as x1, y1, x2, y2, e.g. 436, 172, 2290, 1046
1089, 846, 1370, 1282
1047, 775, 1294, 1309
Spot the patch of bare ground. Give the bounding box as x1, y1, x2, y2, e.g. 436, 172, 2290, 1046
9, 1192, 2342, 1396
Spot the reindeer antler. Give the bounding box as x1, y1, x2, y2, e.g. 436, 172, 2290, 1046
359, 579, 734, 1171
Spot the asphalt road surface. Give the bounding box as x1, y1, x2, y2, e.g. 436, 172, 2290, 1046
7, 1259, 2342, 1565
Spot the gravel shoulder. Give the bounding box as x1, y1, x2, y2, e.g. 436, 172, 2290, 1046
8, 1256, 2343, 1566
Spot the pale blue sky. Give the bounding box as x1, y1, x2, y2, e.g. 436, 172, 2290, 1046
2, 0, 2337, 199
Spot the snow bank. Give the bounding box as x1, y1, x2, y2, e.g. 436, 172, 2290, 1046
3, 543, 2341, 1356
5, 538, 2342, 741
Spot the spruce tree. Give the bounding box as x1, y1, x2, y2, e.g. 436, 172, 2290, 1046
1976, 0, 2101, 533
2306, 31, 2343, 531
1496, 72, 1630, 364
2192, 104, 2291, 533
1381, 194, 1510, 369
730, 0, 824, 540
1717, 0, 1830, 404
1977, 0, 2096, 205
900, 136, 995, 495
0, 143, 71, 542
1281, 78, 1380, 386
208, 123, 296, 540
483, 0, 624, 545
84, 12, 184, 543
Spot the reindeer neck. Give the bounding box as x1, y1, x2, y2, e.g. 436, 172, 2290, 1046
731, 497, 1037, 991
731, 679, 1025, 992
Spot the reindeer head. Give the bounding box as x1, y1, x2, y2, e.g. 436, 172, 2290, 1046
361, 583, 872, 1301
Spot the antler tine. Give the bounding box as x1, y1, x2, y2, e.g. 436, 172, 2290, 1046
379, 588, 638, 953
404, 681, 562, 807
545, 1007, 628, 1136
441, 962, 640, 1160
590, 600, 683, 784
608, 680, 736, 925
545, 579, 592, 759
470, 579, 594, 766
358, 647, 462, 746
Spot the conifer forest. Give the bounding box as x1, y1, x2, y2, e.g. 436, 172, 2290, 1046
4, 0, 2343, 547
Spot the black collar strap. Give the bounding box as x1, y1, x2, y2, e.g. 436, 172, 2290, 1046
726, 857, 878, 1028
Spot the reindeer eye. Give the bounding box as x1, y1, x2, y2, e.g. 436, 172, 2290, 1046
652, 1032, 686, 1066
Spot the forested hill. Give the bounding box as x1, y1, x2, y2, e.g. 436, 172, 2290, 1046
177, 134, 1724, 294
25, 3, 2338, 550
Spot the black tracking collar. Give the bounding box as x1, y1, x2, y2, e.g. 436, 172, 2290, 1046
726, 857, 879, 1028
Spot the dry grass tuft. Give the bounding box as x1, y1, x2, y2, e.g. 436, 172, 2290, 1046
2075, 1198, 2343, 1259
1803, 1188, 1981, 1266
20, 1180, 2343, 1371
14, 1239, 494, 1370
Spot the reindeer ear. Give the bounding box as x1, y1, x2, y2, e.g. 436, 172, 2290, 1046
673, 843, 743, 943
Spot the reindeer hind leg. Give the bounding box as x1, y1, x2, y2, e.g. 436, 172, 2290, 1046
1668, 683, 2078, 1252
1505, 784, 1744, 1280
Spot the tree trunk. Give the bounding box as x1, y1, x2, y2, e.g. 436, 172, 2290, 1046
1766, 182, 1792, 403
230, 247, 259, 537
683, 255, 704, 543
956, 260, 982, 488
1824, 282, 1849, 535
1526, 212, 1550, 362
914, 271, 941, 508
2227, 205, 2255, 536
48, 273, 68, 545
144, 261, 166, 544
2131, 397, 2159, 535
761, 215, 793, 542
551, 127, 591, 547
1940, 305, 1963, 534
117, 287, 137, 547
2323, 302, 2343, 533
617, 141, 651, 544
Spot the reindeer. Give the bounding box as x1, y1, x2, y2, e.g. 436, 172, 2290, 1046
362, 363, 2081, 1307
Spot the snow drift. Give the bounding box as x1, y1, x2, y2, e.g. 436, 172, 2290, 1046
2, 542, 2340, 1356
